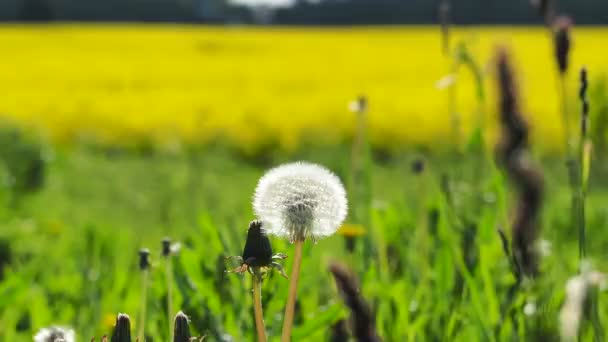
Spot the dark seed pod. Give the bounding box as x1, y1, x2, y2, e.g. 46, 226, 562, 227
553, 16, 572, 75
111, 314, 131, 342
139, 249, 150, 271
242, 220, 273, 267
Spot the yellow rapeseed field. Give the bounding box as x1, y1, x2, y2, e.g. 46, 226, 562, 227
0, 25, 606, 152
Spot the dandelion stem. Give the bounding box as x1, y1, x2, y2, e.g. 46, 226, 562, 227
138, 269, 149, 342
252, 276, 267, 342
166, 256, 174, 341
281, 240, 304, 342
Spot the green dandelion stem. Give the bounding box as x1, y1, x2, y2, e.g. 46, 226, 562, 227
281, 240, 304, 342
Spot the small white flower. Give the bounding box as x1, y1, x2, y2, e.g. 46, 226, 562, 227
34, 326, 75, 342
435, 74, 457, 90
253, 162, 348, 242
348, 96, 367, 114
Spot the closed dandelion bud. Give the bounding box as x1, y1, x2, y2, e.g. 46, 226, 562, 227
242, 220, 273, 267
173, 311, 191, 342
411, 158, 425, 174
226, 220, 288, 278
162, 237, 171, 257
254, 162, 348, 242
553, 16, 572, 75
111, 313, 131, 342
34, 326, 75, 342
139, 248, 150, 270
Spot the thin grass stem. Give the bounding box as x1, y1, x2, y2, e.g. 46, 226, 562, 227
138, 269, 149, 342
280, 240, 304, 342
166, 256, 174, 341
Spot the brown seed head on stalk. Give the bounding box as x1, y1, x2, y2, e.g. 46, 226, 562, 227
496, 48, 528, 160
495, 48, 544, 278
553, 16, 573, 75
530, 0, 553, 24
438, 0, 450, 55
330, 319, 350, 342
329, 263, 381, 342
580, 68, 589, 136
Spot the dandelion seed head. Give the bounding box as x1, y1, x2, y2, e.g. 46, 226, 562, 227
34, 326, 75, 342
253, 162, 347, 242
560, 276, 587, 340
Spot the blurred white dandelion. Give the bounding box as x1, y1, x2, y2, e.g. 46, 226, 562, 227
559, 266, 606, 341
253, 162, 348, 242
34, 326, 75, 342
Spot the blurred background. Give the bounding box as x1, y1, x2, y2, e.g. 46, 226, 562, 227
1, 0, 607, 24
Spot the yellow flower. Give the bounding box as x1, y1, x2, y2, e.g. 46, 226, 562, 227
337, 224, 366, 238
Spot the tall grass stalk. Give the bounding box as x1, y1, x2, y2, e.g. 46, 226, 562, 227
252, 276, 267, 342
163, 238, 174, 341
577, 68, 590, 262
281, 240, 304, 342
577, 68, 603, 338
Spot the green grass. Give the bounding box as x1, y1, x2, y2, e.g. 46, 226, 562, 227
2, 137, 608, 341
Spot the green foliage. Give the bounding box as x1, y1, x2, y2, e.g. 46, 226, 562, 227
0, 139, 608, 340
0, 123, 46, 206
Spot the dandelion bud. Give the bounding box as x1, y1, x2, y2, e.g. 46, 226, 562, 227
162, 237, 171, 257
253, 162, 348, 242
173, 311, 191, 342
242, 220, 273, 267
139, 248, 150, 270
111, 313, 132, 342
34, 326, 75, 342
411, 159, 425, 174
553, 16, 572, 75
